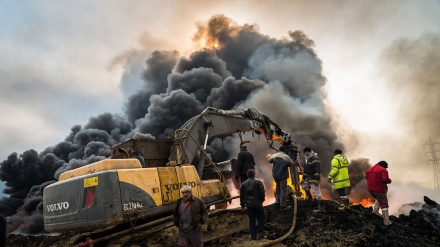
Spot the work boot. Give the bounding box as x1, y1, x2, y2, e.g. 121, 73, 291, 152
382, 208, 393, 226
338, 198, 350, 211
305, 190, 313, 201
372, 200, 382, 217
338, 203, 346, 211
280, 205, 292, 211
314, 200, 325, 213
257, 233, 267, 240
344, 198, 351, 209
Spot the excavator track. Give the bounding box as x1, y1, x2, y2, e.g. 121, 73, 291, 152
73, 196, 298, 247
72, 207, 248, 247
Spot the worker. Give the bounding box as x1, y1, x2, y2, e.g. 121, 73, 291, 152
131, 150, 146, 168
328, 149, 351, 210
366, 161, 393, 226
0, 215, 6, 247
235, 145, 256, 184
240, 169, 266, 240
172, 185, 207, 247
268, 146, 294, 211
301, 147, 324, 212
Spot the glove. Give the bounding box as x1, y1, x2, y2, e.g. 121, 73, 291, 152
327, 178, 332, 184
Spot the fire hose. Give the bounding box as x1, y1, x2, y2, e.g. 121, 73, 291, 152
258, 194, 297, 247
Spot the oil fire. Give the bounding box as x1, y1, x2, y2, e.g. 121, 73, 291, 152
352, 197, 375, 207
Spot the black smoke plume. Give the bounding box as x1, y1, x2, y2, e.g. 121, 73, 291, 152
1, 14, 343, 233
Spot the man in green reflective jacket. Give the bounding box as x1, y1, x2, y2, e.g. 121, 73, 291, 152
328, 149, 351, 210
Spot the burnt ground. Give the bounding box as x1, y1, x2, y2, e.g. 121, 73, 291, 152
6, 196, 440, 247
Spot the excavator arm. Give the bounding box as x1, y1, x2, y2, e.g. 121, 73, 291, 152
168, 107, 298, 177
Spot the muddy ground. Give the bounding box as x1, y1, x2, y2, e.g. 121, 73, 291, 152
6, 196, 440, 247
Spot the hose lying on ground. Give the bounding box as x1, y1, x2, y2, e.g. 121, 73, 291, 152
259, 194, 297, 247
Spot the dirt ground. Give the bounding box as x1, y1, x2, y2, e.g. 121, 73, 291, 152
6, 196, 440, 247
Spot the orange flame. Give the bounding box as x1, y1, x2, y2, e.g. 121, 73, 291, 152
353, 198, 375, 207
271, 169, 306, 199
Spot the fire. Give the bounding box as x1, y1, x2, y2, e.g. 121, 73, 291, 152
271, 171, 294, 188
353, 198, 375, 207
271, 170, 306, 199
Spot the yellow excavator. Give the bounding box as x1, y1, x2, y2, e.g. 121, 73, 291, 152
43, 107, 298, 232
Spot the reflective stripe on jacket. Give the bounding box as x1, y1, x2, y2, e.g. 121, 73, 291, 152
328, 154, 351, 189
304, 154, 321, 181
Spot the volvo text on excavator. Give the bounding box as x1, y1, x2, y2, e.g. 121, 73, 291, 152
43, 107, 299, 232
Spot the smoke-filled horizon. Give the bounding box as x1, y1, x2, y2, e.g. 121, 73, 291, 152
1, 11, 439, 233
0, 15, 342, 233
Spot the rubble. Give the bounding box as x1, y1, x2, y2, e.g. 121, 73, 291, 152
5, 196, 440, 247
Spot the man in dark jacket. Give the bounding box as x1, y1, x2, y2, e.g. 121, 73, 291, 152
268, 146, 294, 211
173, 185, 207, 247
240, 169, 266, 240
301, 147, 324, 212
235, 145, 256, 184
366, 161, 392, 226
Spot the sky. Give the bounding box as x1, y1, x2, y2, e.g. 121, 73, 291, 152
1, 0, 440, 221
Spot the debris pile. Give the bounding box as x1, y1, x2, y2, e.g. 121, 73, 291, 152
5, 196, 440, 247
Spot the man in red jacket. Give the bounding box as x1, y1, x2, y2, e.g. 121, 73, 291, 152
366, 161, 392, 226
